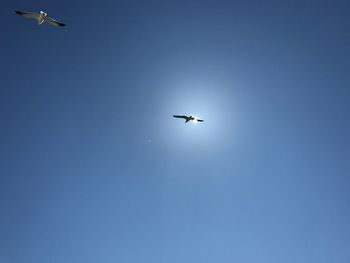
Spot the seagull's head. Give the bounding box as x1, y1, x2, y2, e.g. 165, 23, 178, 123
40, 11, 47, 16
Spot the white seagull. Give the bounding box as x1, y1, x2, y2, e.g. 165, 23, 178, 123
173, 115, 204, 123
15, 10, 65, 27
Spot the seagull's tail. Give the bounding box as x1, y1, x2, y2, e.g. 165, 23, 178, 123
37, 16, 45, 25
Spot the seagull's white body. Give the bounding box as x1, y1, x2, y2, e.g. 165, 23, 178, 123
15, 10, 65, 27
37, 11, 47, 25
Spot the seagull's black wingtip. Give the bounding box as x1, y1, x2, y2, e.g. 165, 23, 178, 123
15, 10, 23, 15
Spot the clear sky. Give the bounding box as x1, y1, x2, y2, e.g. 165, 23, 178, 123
1, 0, 350, 262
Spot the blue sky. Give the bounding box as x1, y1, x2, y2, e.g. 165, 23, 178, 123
1, 0, 350, 262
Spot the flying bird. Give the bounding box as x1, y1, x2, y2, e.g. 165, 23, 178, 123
173, 115, 204, 123
15, 10, 65, 27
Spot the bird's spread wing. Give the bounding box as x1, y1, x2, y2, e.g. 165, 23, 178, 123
173, 115, 188, 119
196, 119, 204, 122
45, 17, 65, 27
15, 11, 39, 20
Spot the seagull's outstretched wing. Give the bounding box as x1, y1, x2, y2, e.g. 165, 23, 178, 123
45, 17, 65, 27
173, 115, 188, 119
196, 119, 204, 122
15, 11, 39, 20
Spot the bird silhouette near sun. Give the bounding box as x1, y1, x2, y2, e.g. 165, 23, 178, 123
173, 115, 204, 123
